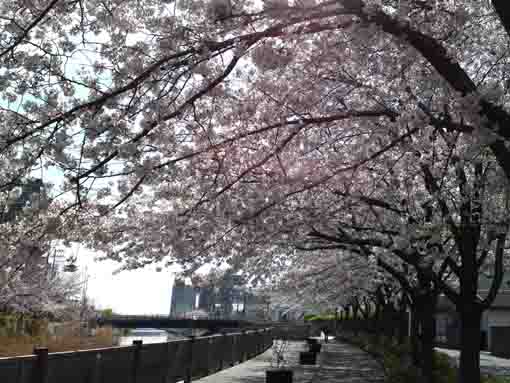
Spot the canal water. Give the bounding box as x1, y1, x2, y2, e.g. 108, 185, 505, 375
118, 328, 188, 346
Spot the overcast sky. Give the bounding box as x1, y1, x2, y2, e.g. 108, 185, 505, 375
74, 245, 176, 315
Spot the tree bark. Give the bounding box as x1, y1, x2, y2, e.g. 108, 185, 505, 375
410, 305, 421, 366
417, 293, 438, 383
352, 305, 359, 335
384, 305, 396, 338
397, 299, 408, 345
458, 309, 482, 383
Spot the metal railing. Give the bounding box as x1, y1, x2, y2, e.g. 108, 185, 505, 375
0, 328, 273, 383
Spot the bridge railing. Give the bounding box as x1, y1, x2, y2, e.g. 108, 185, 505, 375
0, 328, 273, 383
102, 314, 251, 321
96, 316, 257, 330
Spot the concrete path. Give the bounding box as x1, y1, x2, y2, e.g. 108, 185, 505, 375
316, 341, 384, 383
195, 339, 384, 383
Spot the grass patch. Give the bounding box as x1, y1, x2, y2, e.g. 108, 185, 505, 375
0, 325, 115, 357
304, 314, 337, 321
483, 377, 510, 383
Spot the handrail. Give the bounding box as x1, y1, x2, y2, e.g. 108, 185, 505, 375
0, 328, 274, 383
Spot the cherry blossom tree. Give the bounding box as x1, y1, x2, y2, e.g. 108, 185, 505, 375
274, 249, 380, 312
0, 178, 78, 316
0, 0, 506, 243
296, 220, 443, 382
4, 3, 510, 382
60, 1, 507, 278
301, 130, 510, 383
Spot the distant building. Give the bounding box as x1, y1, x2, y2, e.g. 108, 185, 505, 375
170, 279, 196, 317
204, 272, 246, 318
436, 273, 510, 352
197, 286, 215, 312
170, 273, 266, 319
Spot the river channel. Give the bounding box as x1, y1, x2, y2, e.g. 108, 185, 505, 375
118, 328, 188, 346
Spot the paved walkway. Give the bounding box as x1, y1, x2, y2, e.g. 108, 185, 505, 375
317, 341, 384, 383
195, 339, 384, 383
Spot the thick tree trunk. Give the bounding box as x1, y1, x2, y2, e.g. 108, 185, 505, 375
352, 306, 359, 336
371, 304, 380, 334
397, 302, 408, 345
458, 309, 482, 383
410, 306, 421, 366
382, 306, 393, 338
418, 294, 437, 383
456, 226, 483, 383
389, 306, 398, 339
372, 303, 383, 342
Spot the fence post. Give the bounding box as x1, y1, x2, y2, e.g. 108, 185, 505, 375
162, 339, 170, 383
33, 347, 48, 383
219, 332, 227, 370
184, 336, 195, 383
229, 333, 235, 367
241, 330, 247, 362
131, 340, 143, 383
249, 330, 254, 358
91, 352, 102, 383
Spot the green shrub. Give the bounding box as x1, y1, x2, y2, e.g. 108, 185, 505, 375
384, 358, 422, 383
483, 377, 510, 383
340, 332, 462, 383
432, 352, 457, 383
101, 308, 114, 319
304, 313, 336, 321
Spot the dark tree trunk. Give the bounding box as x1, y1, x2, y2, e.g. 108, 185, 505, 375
458, 309, 482, 383
372, 303, 383, 341
417, 293, 438, 383
409, 305, 420, 366
372, 303, 380, 335
352, 306, 359, 335
397, 302, 408, 345
456, 224, 483, 383
380, 303, 394, 341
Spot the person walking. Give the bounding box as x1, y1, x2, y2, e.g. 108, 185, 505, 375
322, 326, 329, 343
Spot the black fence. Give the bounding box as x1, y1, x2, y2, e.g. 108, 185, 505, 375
0, 328, 273, 383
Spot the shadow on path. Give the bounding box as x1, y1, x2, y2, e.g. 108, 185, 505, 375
317, 342, 384, 383
195, 340, 383, 383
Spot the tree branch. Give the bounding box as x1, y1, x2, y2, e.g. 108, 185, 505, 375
482, 233, 507, 308
0, 0, 60, 60
421, 164, 461, 246
333, 191, 405, 215
492, 1, 510, 40
377, 258, 413, 295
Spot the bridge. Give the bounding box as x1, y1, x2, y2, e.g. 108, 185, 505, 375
96, 315, 258, 332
